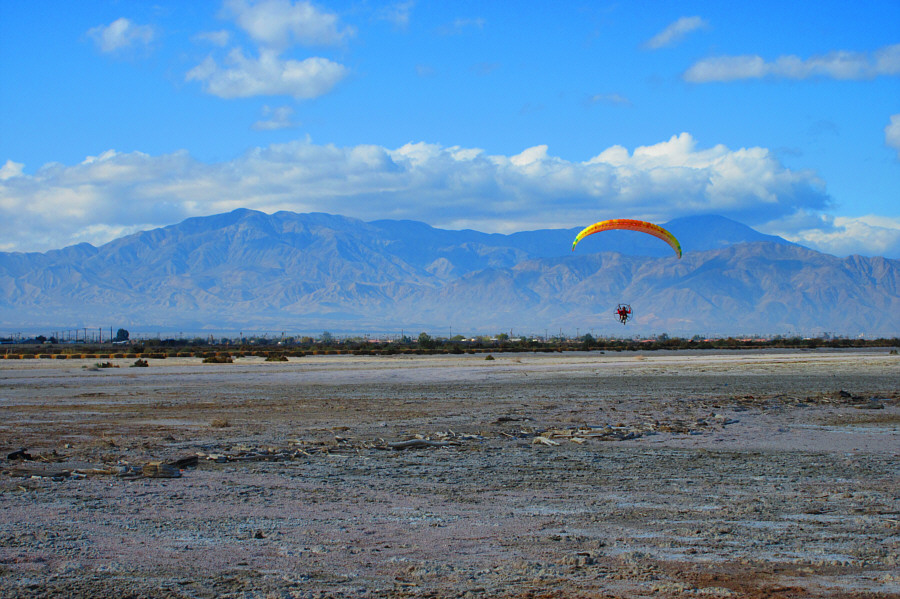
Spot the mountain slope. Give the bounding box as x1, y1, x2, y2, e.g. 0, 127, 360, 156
0, 209, 896, 336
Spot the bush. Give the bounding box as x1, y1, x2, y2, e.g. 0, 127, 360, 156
131, 359, 149, 367
203, 355, 233, 364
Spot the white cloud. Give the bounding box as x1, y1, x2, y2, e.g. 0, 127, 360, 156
252, 105, 299, 130
0, 160, 24, 181
87, 18, 155, 53
187, 1, 352, 100
376, 1, 415, 29
766, 214, 900, 258
186, 48, 347, 99
437, 18, 485, 36
415, 63, 435, 77
685, 43, 900, 82
886, 114, 900, 159
194, 30, 231, 47
224, 0, 354, 49
645, 16, 707, 50
0, 134, 856, 254
588, 93, 632, 107
471, 62, 499, 76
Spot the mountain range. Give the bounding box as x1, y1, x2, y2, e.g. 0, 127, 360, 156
1, 209, 898, 337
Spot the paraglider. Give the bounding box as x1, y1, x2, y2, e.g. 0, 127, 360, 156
571, 218, 681, 325
615, 304, 632, 325
571, 218, 682, 258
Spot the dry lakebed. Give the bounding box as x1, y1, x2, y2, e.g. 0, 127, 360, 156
1, 349, 898, 598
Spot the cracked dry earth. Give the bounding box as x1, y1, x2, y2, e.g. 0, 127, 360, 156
1, 349, 899, 598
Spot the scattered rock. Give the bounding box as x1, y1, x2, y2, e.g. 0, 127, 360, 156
7, 448, 33, 461
169, 455, 199, 469
532, 436, 560, 446
852, 400, 884, 410
141, 462, 181, 478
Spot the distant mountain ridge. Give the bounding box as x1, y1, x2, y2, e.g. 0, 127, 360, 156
1, 209, 896, 336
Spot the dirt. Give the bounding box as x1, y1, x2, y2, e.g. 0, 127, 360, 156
1, 349, 898, 598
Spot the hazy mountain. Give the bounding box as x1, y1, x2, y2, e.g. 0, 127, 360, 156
1, 209, 896, 337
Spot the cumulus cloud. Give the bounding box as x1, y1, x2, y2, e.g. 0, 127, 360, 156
187, 1, 352, 100
0, 160, 25, 181
87, 17, 155, 53
186, 48, 347, 99
0, 134, 860, 254
252, 105, 299, 130
765, 214, 900, 258
376, 1, 415, 29
224, 0, 354, 48
685, 43, 900, 82
886, 114, 900, 158
644, 16, 707, 50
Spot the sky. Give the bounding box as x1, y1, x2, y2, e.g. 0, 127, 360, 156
1, 0, 899, 257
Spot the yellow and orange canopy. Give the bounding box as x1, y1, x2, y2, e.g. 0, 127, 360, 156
571, 218, 682, 258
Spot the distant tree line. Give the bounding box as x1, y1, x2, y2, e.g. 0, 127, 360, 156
2, 329, 898, 357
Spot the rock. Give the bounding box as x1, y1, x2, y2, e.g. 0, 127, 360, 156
142, 462, 181, 478
532, 436, 560, 446
853, 401, 884, 410
7, 448, 32, 461
169, 455, 199, 469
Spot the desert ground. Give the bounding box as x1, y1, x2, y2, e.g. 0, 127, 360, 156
1, 349, 898, 598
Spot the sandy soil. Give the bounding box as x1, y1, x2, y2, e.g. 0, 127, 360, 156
1, 349, 898, 598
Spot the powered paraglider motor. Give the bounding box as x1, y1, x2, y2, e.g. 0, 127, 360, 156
615, 304, 632, 325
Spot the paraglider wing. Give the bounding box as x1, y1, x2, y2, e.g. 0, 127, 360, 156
571, 219, 682, 258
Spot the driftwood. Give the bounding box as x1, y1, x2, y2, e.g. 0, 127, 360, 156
387, 439, 458, 450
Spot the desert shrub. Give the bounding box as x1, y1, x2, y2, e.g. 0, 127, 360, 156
485, 354, 495, 361
203, 355, 233, 364
131, 359, 149, 367
210, 417, 230, 428
265, 354, 289, 362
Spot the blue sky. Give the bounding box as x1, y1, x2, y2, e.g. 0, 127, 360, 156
1, 0, 899, 257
